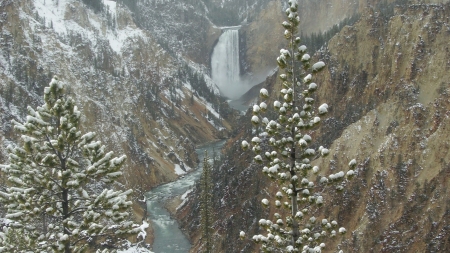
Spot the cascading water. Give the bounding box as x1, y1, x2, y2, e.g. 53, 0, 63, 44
211, 29, 242, 100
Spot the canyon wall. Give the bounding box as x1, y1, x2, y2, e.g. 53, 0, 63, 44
178, 2, 450, 252
0, 0, 233, 199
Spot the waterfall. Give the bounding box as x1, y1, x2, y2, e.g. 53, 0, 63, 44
211, 29, 242, 99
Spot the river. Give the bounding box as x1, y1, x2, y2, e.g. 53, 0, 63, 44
145, 140, 226, 253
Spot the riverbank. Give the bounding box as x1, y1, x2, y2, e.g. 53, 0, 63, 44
134, 201, 155, 246
145, 139, 227, 253
164, 195, 183, 216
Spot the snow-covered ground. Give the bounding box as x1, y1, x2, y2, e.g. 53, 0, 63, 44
0, 1, 229, 252
33, 0, 145, 54
118, 246, 154, 253
174, 164, 186, 175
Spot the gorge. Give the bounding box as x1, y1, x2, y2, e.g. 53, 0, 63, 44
146, 140, 226, 253
1, 0, 450, 252
177, 1, 450, 253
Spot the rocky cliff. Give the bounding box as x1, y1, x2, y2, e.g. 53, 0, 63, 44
313, 4, 450, 252
239, 0, 285, 79
3, 0, 450, 252
0, 0, 236, 207
178, 2, 450, 253
239, 0, 399, 91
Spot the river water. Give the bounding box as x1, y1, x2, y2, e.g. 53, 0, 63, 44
146, 140, 226, 253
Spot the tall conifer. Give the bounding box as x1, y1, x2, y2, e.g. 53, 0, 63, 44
241, 1, 356, 251
200, 151, 213, 253
0, 76, 142, 252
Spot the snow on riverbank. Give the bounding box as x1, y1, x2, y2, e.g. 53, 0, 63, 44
174, 164, 187, 175
176, 189, 193, 211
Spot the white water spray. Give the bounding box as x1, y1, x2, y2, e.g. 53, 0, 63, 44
211, 29, 245, 100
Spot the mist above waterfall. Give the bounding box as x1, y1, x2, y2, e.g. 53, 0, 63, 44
211, 29, 253, 100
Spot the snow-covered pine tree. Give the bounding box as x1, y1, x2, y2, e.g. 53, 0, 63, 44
240, 0, 356, 252
200, 151, 213, 253
0, 76, 142, 253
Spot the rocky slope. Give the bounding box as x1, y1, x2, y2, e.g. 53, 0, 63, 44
239, 0, 285, 79
297, 0, 393, 34
0, 0, 236, 210
313, 4, 450, 252
0, 0, 286, 248
4, 0, 450, 252
128, 0, 276, 68
239, 0, 398, 93
177, 2, 450, 253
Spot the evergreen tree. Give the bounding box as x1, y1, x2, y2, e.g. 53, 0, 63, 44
0, 76, 142, 253
200, 151, 213, 253
240, 1, 356, 251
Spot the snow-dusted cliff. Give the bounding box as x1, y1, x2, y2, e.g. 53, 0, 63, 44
7, 0, 450, 252
178, 2, 450, 253
0, 0, 236, 201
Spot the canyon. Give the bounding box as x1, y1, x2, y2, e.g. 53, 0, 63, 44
177, 1, 450, 253
1, 0, 450, 252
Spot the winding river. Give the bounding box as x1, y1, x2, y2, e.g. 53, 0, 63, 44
145, 140, 226, 253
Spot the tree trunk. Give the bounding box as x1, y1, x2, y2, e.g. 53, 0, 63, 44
62, 187, 70, 253
61, 157, 71, 253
